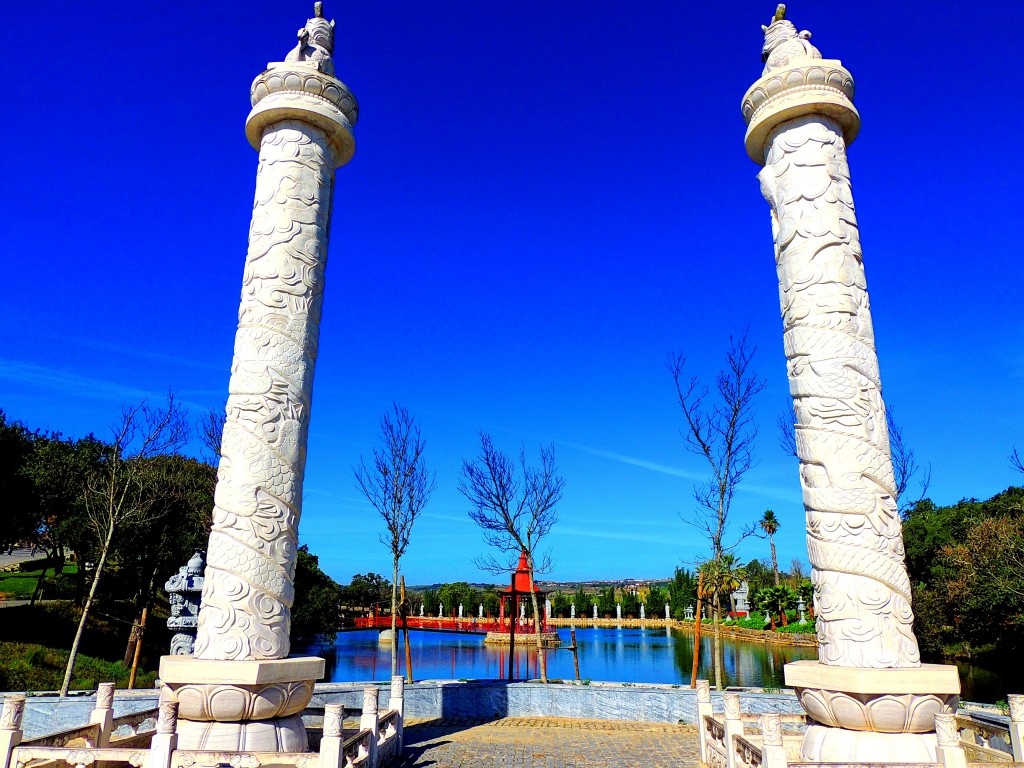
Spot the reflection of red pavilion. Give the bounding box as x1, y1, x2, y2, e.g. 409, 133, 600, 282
485, 551, 561, 648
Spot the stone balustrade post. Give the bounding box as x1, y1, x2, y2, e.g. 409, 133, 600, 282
0, 696, 25, 768
319, 703, 344, 768
696, 679, 712, 766
149, 700, 179, 768
934, 713, 967, 768
760, 714, 788, 768
742, 7, 959, 761
360, 688, 379, 768
1008, 695, 1024, 762
89, 683, 115, 748
723, 693, 743, 768
390, 676, 404, 752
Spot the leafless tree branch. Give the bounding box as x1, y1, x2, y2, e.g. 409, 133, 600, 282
354, 404, 435, 676
460, 434, 563, 682
61, 393, 190, 696
669, 332, 766, 561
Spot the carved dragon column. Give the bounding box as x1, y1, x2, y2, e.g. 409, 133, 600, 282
741, 6, 958, 761
159, 3, 357, 752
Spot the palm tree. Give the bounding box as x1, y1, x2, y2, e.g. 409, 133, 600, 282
760, 510, 781, 586
699, 555, 744, 690
720, 553, 745, 619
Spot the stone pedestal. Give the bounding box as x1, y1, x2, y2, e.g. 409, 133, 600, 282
742, 8, 958, 761
160, 4, 357, 752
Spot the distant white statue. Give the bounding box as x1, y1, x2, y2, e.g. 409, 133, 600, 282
665, 603, 671, 619
593, 603, 598, 619
570, 603, 576, 619
545, 598, 551, 619
640, 604, 645, 620
458, 603, 463, 618
479, 603, 484, 618
439, 603, 444, 617
616, 603, 621, 620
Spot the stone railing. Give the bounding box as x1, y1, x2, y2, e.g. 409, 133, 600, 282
950, 701, 1024, 764
1, 678, 405, 768
694, 681, 1024, 768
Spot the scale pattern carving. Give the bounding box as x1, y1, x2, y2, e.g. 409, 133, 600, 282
758, 114, 919, 668
195, 120, 335, 661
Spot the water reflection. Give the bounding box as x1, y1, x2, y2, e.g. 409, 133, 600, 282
304, 628, 1016, 703
306, 627, 816, 689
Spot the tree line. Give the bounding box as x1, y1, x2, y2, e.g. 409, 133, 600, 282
0, 400, 346, 692
903, 486, 1024, 662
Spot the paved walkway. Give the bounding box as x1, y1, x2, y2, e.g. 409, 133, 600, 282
396, 717, 701, 768
0, 547, 40, 570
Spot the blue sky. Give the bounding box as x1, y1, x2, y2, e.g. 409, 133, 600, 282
2, 2, 1022, 586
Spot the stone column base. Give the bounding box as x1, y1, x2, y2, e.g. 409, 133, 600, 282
785, 661, 960, 764
159, 656, 325, 751
174, 714, 308, 752
802, 724, 938, 762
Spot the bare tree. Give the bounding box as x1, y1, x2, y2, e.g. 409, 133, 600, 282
1010, 448, 1023, 474
197, 405, 225, 467
60, 394, 190, 696
886, 407, 931, 508
778, 403, 931, 512
354, 405, 435, 678
669, 332, 766, 560
459, 434, 564, 683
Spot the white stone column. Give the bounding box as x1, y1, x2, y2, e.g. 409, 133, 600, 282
160, 3, 357, 752
741, 7, 957, 761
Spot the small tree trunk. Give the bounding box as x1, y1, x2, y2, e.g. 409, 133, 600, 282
770, 536, 779, 586
526, 569, 547, 684
390, 558, 399, 678
400, 576, 413, 684
690, 572, 704, 688
60, 520, 115, 696
712, 592, 723, 690
128, 604, 148, 688
29, 544, 57, 606
124, 569, 157, 665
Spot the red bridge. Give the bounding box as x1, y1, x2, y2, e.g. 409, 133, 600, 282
353, 615, 550, 635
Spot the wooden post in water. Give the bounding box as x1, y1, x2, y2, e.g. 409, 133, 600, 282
400, 577, 413, 684
570, 628, 580, 681
690, 570, 704, 688
507, 574, 517, 681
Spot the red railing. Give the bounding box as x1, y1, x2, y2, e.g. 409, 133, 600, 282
354, 615, 550, 634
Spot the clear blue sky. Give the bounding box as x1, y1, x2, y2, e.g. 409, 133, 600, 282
2, 2, 1022, 586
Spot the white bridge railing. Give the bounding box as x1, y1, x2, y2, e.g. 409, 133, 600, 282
1, 678, 405, 768
695, 681, 1024, 768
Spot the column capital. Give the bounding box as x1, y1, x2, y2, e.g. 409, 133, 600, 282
246, 63, 358, 166
741, 59, 858, 164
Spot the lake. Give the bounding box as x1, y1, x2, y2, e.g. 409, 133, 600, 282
305, 626, 815, 688
302, 627, 1015, 704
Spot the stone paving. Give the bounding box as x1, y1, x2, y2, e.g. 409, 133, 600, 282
396, 717, 701, 767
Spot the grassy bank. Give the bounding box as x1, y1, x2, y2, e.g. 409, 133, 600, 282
0, 602, 170, 692
0, 562, 78, 601
0, 642, 157, 692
